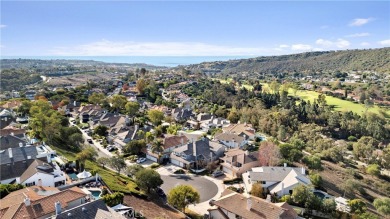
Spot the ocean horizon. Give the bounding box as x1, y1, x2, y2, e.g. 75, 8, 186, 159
1, 56, 255, 67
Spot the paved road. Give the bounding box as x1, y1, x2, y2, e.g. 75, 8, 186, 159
160, 174, 218, 202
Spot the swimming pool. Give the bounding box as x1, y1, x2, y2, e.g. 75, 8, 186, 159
67, 173, 78, 180
314, 191, 326, 199
89, 190, 101, 200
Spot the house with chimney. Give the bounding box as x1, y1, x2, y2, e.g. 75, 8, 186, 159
0, 186, 87, 219
170, 138, 224, 172
220, 148, 259, 178
0, 139, 66, 187
77, 104, 105, 123
53, 199, 126, 219
146, 134, 189, 162
242, 165, 311, 197
208, 189, 298, 219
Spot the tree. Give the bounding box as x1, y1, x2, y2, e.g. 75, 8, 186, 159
94, 125, 108, 136
292, 184, 311, 206
76, 147, 98, 171
150, 139, 164, 154
0, 184, 24, 198
123, 139, 146, 155
96, 157, 110, 169
269, 81, 280, 94
147, 109, 164, 126
88, 92, 106, 105
125, 101, 140, 119
341, 179, 361, 197
373, 198, 390, 215
366, 164, 381, 177
309, 173, 323, 188
251, 183, 265, 198
136, 78, 147, 95
353, 136, 378, 160
227, 107, 240, 123
135, 169, 163, 193
349, 199, 366, 214
110, 95, 127, 111
125, 164, 144, 177
101, 192, 124, 207
109, 156, 126, 175
321, 199, 336, 215
258, 141, 281, 166
167, 185, 200, 213
167, 124, 180, 135
302, 155, 322, 170
279, 143, 303, 162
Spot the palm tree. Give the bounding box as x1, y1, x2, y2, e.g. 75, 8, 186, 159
150, 139, 164, 156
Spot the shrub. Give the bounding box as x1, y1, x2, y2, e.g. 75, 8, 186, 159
223, 178, 243, 184
150, 163, 160, 169
174, 169, 185, 174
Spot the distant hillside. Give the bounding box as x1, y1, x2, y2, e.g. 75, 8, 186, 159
187, 48, 390, 74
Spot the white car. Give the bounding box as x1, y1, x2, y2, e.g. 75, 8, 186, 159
136, 158, 147, 163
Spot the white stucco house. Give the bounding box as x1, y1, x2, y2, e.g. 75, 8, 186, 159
242, 165, 311, 197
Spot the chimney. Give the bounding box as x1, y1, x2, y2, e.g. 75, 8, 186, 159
284, 163, 287, 168
19, 142, 23, 147
301, 167, 305, 175
266, 195, 271, 203
24, 197, 31, 206
8, 148, 13, 159
38, 179, 42, 187
55, 201, 62, 215
73, 101, 77, 107
281, 182, 284, 195
10, 132, 14, 136
246, 196, 252, 211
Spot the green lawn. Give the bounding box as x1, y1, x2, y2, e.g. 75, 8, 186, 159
214, 78, 389, 116
53, 146, 142, 195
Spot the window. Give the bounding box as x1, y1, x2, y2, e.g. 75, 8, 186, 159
289, 190, 293, 195
26, 181, 36, 187
260, 181, 266, 184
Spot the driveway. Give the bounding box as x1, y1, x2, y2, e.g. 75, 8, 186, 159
160, 174, 218, 202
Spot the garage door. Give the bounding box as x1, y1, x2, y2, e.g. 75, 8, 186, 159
171, 159, 183, 167
146, 154, 158, 162
223, 166, 233, 175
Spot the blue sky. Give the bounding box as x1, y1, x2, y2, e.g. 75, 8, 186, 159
1, 1, 389, 56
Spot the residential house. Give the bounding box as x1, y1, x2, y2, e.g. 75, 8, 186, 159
208, 189, 298, 219
200, 117, 230, 132
53, 199, 126, 219
25, 90, 37, 100
1, 100, 22, 110
77, 104, 104, 123
0, 126, 26, 137
220, 148, 259, 178
172, 108, 193, 123
170, 138, 224, 172
242, 165, 311, 197
89, 113, 124, 130
146, 134, 189, 162
0, 186, 87, 219
214, 132, 247, 149
0, 142, 65, 187
222, 123, 256, 140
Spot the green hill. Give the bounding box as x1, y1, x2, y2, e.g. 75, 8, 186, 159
187, 48, 390, 74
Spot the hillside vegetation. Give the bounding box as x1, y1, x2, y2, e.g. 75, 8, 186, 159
187, 48, 390, 74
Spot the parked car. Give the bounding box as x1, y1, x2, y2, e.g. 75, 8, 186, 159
136, 157, 147, 163
212, 170, 224, 178
156, 187, 166, 198
87, 139, 93, 144
107, 145, 117, 152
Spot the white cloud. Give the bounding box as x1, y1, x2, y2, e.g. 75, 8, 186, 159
291, 44, 312, 51
49, 40, 272, 56
345, 33, 370, 38
315, 38, 350, 48
378, 39, 390, 46
360, 42, 370, 46
279, 44, 290, 48
0, 24, 7, 28
349, 18, 374, 26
